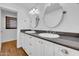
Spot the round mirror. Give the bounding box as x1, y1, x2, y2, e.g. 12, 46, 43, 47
43, 3, 64, 28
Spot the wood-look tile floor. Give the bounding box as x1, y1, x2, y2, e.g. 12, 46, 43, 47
0, 40, 28, 56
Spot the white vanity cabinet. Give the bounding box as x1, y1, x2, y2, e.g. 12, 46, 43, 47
54, 44, 79, 56
20, 32, 54, 56
20, 32, 79, 56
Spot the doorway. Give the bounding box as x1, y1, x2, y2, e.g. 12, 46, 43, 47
0, 7, 17, 49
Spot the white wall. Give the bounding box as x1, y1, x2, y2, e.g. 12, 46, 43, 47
53, 3, 79, 33
33, 3, 79, 33
1, 9, 17, 42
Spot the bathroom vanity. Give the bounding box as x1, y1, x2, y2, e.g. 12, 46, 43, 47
20, 29, 79, 56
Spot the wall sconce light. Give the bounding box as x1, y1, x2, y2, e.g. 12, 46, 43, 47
29, 7, 40, 28
29, 8, 40, 15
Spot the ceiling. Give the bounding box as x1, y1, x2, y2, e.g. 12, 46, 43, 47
14, 3, 47, 9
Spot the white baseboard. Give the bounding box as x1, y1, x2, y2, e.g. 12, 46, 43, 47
2, 39, 16, 43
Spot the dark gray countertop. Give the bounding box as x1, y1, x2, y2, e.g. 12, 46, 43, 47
21, 29, 79, 51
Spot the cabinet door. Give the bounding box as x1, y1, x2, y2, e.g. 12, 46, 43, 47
20, 33, 31, 55
44, 41, 54, 56
28, 36, 44, 56
22, 34, 32, 55
55, 44, 79, 56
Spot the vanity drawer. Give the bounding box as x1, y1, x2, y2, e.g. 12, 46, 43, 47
55, 44, 79, 56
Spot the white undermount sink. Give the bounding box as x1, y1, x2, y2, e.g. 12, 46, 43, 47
38, 33, 60, 38
25, 31, 36, 33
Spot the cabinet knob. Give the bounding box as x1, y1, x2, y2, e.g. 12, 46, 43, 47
29, 43, 32, 46
38, 41, 43, 44
61, 49, 69, 55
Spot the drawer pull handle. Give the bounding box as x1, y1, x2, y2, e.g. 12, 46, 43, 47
61, 49, 69, 54
29, 37, 32, 38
